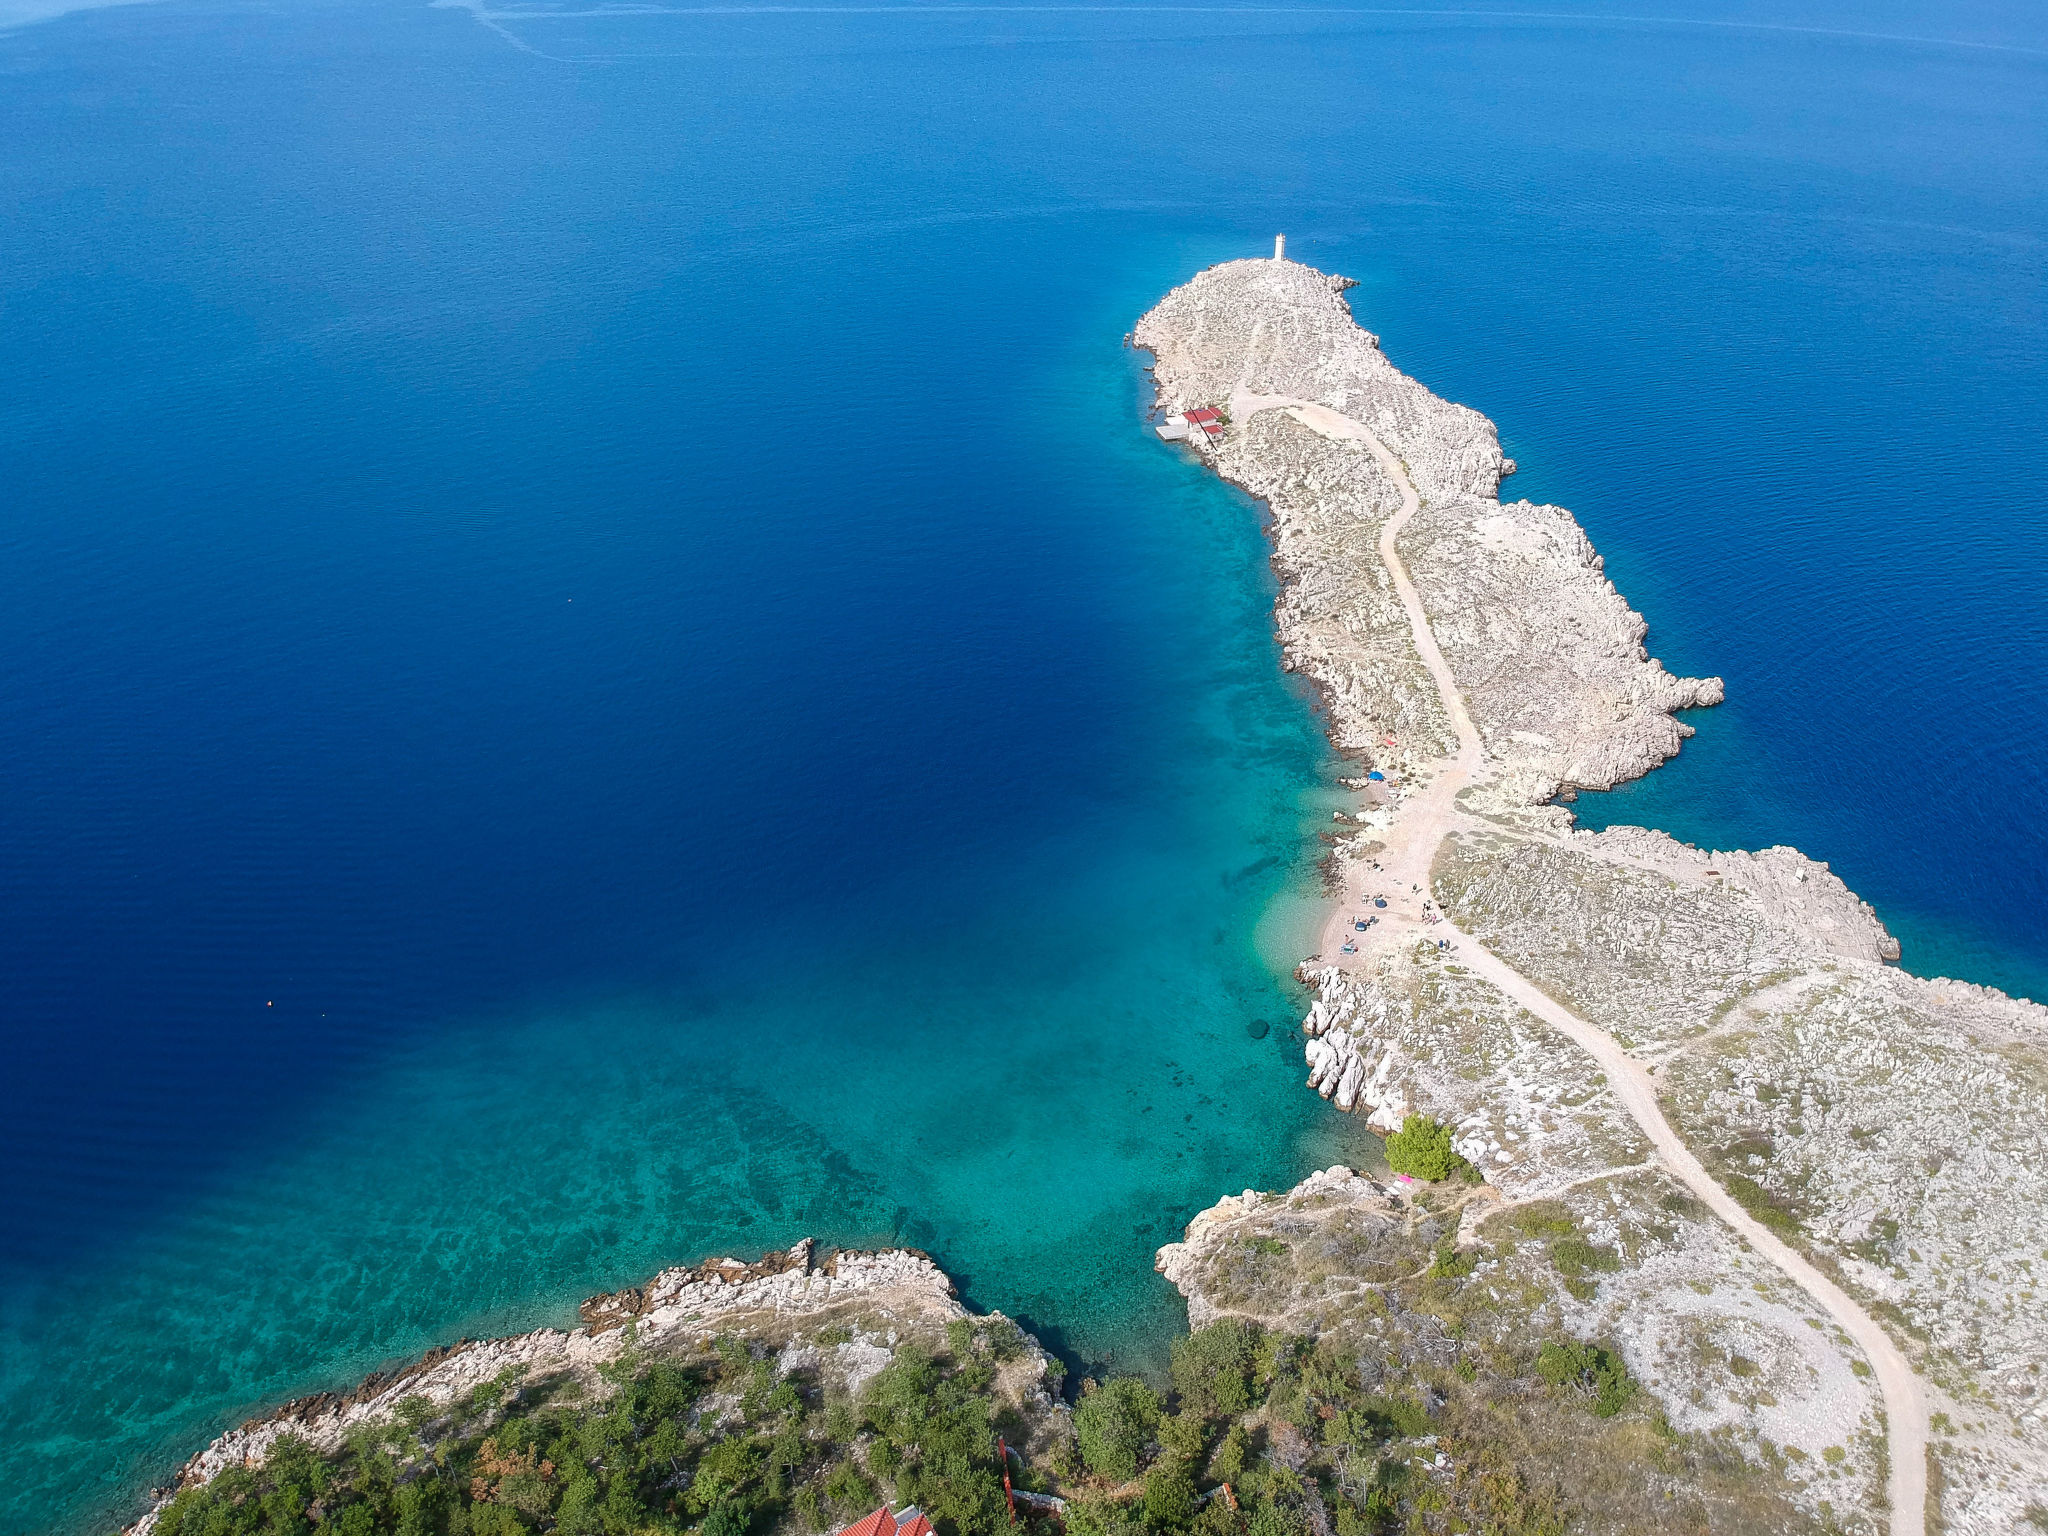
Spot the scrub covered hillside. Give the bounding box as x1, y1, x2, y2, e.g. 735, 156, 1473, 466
135, 1174, 1849, 1536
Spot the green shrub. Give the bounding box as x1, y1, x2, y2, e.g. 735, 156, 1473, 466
1068, 1491, 1148, 1536
1171, 1320, 1261, 1417
1547, 1234, 1621, 1299
1548, 1237, 1619, 1280
1361, 1393, 1431, 1439
901, 1444, 1010, 1536
795, 1482, 829, 1529
1209, 1423, 1250, 1485
1142, 1459, 1199, 1530
824, 1458, 879, 1515
1429, 1245, 1475, 1279
1244, 1500, 1306, 1536
982, 1317, 1027, 1363
1722, 1172, 1803, 1238
1534, 1339, 1636, 1418
689, 1438, 767, 1514
1075, 1377, 1161, 1481
1381, 1117, 1471, 1183
1158, 1410, 1208, 1462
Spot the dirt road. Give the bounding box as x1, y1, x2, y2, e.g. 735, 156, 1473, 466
1233, 391, 1927, 1536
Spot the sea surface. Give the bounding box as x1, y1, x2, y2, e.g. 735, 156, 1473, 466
1, 0, 2043, 1529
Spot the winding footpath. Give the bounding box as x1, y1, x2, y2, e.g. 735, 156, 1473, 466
1232, 390, 1929, 1536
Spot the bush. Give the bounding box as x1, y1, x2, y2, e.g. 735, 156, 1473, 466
1548, 1237, 1619, 1280
1534, 1339, 1636, 1418
901, 1444, 1010, 1536
1158, 1410, 1208, 1462
1142, 1459, 1199, 1530
1360, 1393, 1430, 1439
983, 1317, 1027, 1363
1428, 1245, 1475, 1279
1171, 1320, 1262, 1417
1244, 1501, 1306, 1536
795, 1483, 829, 1529
1381, 1116, 1471, 1183
1209, 1423, 1250, 1485
1075, 1377, 1162, 1481
1068, 1491, 1148, 1536
1547, 1234, 1621, 1300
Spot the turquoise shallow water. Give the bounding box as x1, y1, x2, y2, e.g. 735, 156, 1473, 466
0, 183, 1371, 1524
1, 1, 2043, 1530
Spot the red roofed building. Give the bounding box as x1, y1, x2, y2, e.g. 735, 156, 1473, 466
837, 1508, 896, 1536
838, 1507, 931, 1536
1156, 406, 1226, 447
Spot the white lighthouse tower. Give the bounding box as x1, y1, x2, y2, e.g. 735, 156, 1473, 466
1274, 233, 1286, 263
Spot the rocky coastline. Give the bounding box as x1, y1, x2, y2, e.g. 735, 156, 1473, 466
129, 1242, 1066, 1535
1135, 255, 2048, 1535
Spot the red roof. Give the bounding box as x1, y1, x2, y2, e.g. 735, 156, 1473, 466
896, 1518, 933, 1536
839, 1510, 896, 1536
1183, 408, 1221, 423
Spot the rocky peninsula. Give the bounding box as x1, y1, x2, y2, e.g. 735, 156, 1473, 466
1136, 255, 2048, 1536
120, 258, 2048, 1536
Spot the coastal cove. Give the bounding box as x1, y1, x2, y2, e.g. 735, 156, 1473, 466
2, 1, 2045, 1532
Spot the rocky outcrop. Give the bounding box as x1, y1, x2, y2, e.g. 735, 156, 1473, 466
1134, 258, 1722, 802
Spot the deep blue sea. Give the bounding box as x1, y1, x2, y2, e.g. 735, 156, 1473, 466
1, 0, 2042, 1529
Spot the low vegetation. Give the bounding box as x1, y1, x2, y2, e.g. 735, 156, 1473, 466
137, 1205, 1834, 1536
145, 1320, 1039, 1536
1379, 1117, 1474, 1185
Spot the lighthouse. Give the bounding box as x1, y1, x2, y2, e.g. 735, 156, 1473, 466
1274, 233, 1286, 262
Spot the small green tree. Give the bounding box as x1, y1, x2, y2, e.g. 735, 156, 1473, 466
1245, 1501, 1306, 1536
1068, 1491, 1148, 1536
1428, 1243, 1475, 1279
1381, 1116, 1471, 1182
1535, 1339, 1636, 1418
1143, 1459, 1199, 1530
947, 1318, 978, 1359
825, 1458, 879, 1516
1158, 1409, 1208, 1463
1171, 1320, 1261, 1417
1209, 1423, 1250, 1485
1075, 1377, 1161, 1481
